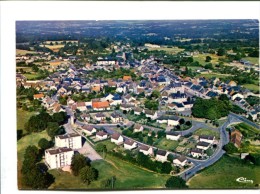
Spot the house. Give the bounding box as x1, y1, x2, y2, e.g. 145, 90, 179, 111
144, 109, 158, 120
92, 101, 110, 111
52, 103, 65, 113
228, 80, 237, 87
231, 129, 243, 148
199, 135, 215, 144
95, 113, 106, 121
123, 75, 132, 81
80, 113, 91, 122
166, 131, 181, 141
82, 125, 97, 136
196, 142, 210, 150
167, 116, 180, 126
76, 102, 86, 111
123, 139, 137, 150
190, 148, 204, 158
168, 102, 185, 112
96, 131, 108, 140
120, 104, 135, 112
139, 144, 153, 156
45, 147, 74, 169
111, 133, 124, 145
132, 107, 143, 115
156, 150, 168, 162
231, 93, 244, 101
111, 112, 124, 123
55, 133, 82, 149
173, 156, 188, 167
248, 111, 259, 121
110, 94, 122, 106
67, 98, 75, 106
133, 124, 144, 133
124, 94, 136, 103
33, 93, 44, 100
168, 92, 187, 103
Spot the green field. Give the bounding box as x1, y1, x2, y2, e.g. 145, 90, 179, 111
188, 155, 260, 189
23, 73, 42, 80
244, 57, 259, 65
196, 73, 230, 79
242, 84, 260, 93
95, 139, 117, 151
193, 54, 223, 66
234, 123, 260, 138
148, 47, 184, 54
16, 49, 37, 55
17, 130, 50, 189
154, 138, 179, 151
17, 109, 36, 133
193, 128, 220, 139
49, 154, 170, 190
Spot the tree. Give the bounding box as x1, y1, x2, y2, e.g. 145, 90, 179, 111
161, 162, 172, 174
205, 56, 212, 62
79, 166, 99, 185
185, 121, 192, 126
165, 176, 188, 188
22, 165, 54, 189
223, 142, 238, 154
167, 154, 175, 162
217, 48, 226, 56
71, 153, 90, 176
151, 90, 160, 99
38, 138, 51, 150
52, 112, 67, 124
179, 118, 185, 125
21, 146, 40, 174
46, 122, 60, 139
219, 94, 229, 101
204, 63, 213, 70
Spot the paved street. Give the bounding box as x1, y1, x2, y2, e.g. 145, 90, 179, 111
77, 141, 102, 161
229, 112, 260, 129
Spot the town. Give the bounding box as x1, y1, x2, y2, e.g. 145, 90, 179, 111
16, 20, 260, 190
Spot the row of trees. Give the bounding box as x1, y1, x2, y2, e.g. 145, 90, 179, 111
108, 151, 172, 174
21, 146, 54, 189
70, 153, 99, 185
25, 111, 67, 138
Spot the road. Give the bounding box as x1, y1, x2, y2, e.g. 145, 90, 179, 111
229, 112, 260, 129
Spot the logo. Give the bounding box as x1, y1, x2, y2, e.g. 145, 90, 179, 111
236, 177, 253, 184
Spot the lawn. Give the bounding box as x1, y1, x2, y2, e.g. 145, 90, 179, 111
49, 154, 170, 190
195, 73, 230, 79
234, 123, 260, 138
193, 128, 220, 139
17, 130, 50, 189
95, 139, 117, 152
242, 84, 260, 93
193, 53, 223, 66
188, 155, 260, 189
244, 57, 259, 65
17, 109, 37, 133
154, 138, 179, 151
23, 73, 42, 80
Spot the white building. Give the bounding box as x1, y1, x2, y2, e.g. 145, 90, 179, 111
96, 131, 108, 140
173, 156, 188, 167
190, 148, 204, 157
133, 124, 144, 133
45, 147, 74, 169
166, 131, 181, 141
111, 133, 124, 145
199, 135, 215, 144
196, 142, 210, 150
82, 125, 97, 136
139, 145, 153, 156
55, 133, 82, 149
155, 150, 168, 163
123, 139, 137, 150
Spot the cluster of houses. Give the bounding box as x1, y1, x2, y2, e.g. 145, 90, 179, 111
190, 135, 215, 158
45, 133, 82, 169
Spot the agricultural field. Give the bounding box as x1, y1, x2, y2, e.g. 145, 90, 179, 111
193, 53, 224, 66
49, 154, 170, 190
242, 84, 260, 93
244, 57, 259, 65
16, 49, 37, 55
193, 128, 220, 139
148, 46, 184, 54
40, 44, 65, 52
188, 155, 260, 189
23, 73, 42, 80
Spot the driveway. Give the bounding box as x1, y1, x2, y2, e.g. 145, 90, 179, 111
77, 141, 102, 161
